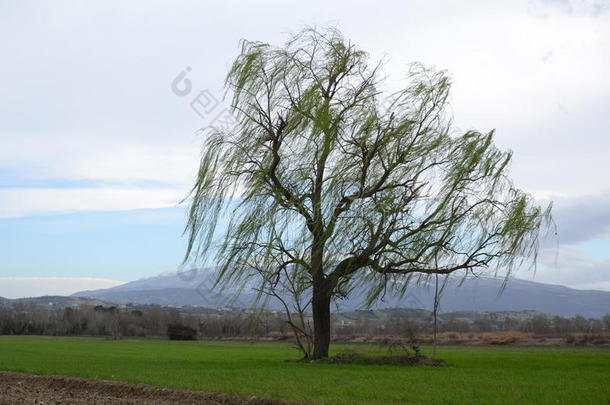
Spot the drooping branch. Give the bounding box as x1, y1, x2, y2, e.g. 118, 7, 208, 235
184, 27, 552, 359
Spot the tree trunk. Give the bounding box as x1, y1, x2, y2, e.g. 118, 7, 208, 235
311, 278, 331, 360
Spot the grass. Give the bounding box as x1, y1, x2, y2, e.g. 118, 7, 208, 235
0, 336, 609, 405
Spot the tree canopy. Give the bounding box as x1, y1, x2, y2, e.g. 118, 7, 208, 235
184, 27, 552, 359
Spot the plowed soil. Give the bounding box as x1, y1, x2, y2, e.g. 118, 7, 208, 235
0, 371, 303, 405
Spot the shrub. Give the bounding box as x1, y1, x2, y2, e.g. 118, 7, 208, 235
167, 324, 198, 341
566, 333, 610, 346
480, 332, 523, 345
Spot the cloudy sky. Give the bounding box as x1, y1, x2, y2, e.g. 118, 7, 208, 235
1, 0, 609, 298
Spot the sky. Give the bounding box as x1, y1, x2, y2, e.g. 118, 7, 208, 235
1, 0, 610, 298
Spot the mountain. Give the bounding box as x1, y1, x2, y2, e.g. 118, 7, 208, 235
74, 268, 257, 308
73, 269, 610, 318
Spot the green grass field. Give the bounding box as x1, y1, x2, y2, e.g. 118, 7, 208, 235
0, 336, 608, 405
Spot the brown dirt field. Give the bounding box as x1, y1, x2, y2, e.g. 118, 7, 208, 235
0, 371, 304, 405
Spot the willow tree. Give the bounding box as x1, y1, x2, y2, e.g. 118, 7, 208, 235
184, 28, 552, 359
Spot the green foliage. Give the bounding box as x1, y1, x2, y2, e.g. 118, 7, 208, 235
0, 337, 608, 405
185, 27, 552, 309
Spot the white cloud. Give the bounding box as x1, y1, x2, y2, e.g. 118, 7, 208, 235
0, 133, 202, 186
0, 187, 185, 218
514, 242, 610, 291
0, 277, 125, 299
548, 190, 610, 244
0, 0, 609, 290
2, 0, 609, 202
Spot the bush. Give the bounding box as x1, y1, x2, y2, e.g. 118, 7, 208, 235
167, 324, 198, 341
480, 332, 523, 345
566, 333, 610, 346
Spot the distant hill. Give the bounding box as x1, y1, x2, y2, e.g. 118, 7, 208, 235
0, 295, 109, 308
74, 269, 254, 308
72, 288, 232, 307
73, 269, 610, 318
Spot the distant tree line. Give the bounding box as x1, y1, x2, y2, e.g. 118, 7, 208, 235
333, 312, 610, 338
0, 303, 286, 339
0, 303, 608, 340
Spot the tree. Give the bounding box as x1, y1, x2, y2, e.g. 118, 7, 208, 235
529, 313, 551, 335
603, 314, 610, 331
184, 28, 552, 359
